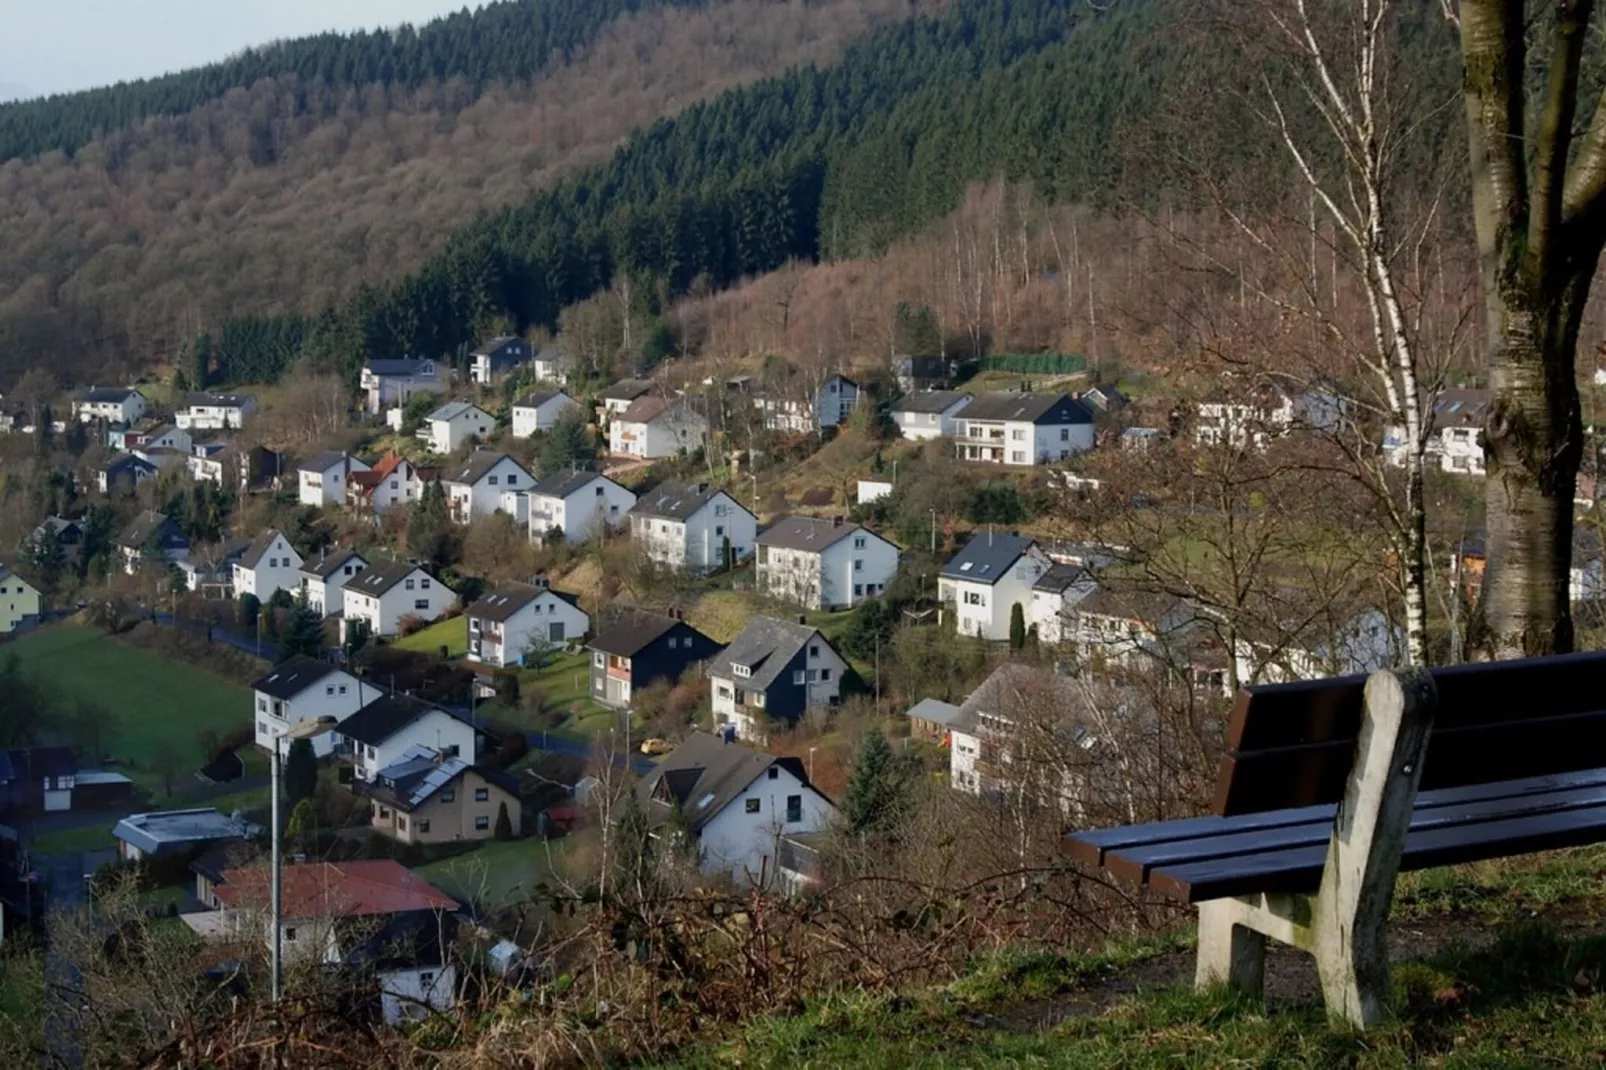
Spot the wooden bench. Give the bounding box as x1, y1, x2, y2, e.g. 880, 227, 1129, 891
1066, 653, 1606, 1028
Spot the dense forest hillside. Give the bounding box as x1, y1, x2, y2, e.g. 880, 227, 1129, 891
188, 0, 1461, 385
0, 0, 922, 387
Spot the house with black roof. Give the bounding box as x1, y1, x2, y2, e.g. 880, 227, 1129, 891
637, 731, 836, 888
1029, 562, 1097, 645
527, 469, 637, 545
116, 510, 189, 574
98, 451, 160, 496
340, 560, 455, 637
251, 654, 374, 758
628, 481, 756, 573
953, 393, 1093, 466
755, 516, 900, 610
298, 547, 369, 615
708, 616, 850, 741
893, 355, 957, 393
938, 532, 1051, 641
595, 378, 655, 426
891, 390, 975, 440
336, 694, 482, 783
469, 335, 531, 385
360, 357, 442, 415
442, 449, 533, 523
465, 581, 588, 668
588, 608, 722, 709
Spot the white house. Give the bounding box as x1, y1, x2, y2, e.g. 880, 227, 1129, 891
595, 378, 655, 426
938, 533, 1051, 641
1383, 388, 1489, 476
346, 452, 417, 514
98, 452, 159, 495
708, 617, 849, 742
531, 345, 573, 385
947, 664, 1105, 812
232, 530, 304, 604
628, 482, 756, 573
298, 451, 371, 508
637, 732, 837, 889
117, 511, 189, 574
891, 391, 974, 440
1067, 586, 1198, 670
420, 401, 493, 455
953, 393, 1095, 466
469, 335, 531, 384
510, 389, 581, 438
0, 565, 42, 633
299, 548, 369, 616
134, 423, 192, 453
754, 516, 900, 610
176, 392, 255, 431
526, 469, 637, 545
75, 386, 146, 424
465, 582, 589, 667
609, 396, 708, 459
1231, 608, 1402, 686
174, 536, 253, 597
753, 375, 859, 433
361, 358, 443, 415
1195, 380, 1345, 452
442, 450, 534, 524
250, 655, 373, 758
341, 560, 455, 637
1029, 563, 1098, 646
336, 694, 479, 783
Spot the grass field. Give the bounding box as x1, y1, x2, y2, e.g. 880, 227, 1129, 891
393, 615, 469, 657
5, 625, 251, 789
29, 822, 117, 856
414, 835, 573, 905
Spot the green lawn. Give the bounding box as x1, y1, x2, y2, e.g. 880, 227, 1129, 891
414, 836, 572, 906
475, 651, 614, 738
29, 821, 117, 856
5, 625, 251, 789
393, 616, 468, 657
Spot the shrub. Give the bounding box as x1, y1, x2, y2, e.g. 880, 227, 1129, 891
396, 614, 428, 637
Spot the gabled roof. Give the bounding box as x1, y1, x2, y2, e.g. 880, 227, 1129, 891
444, 450, 530, 487
0, 564, 35, 592
300, 547, 368, 580
637, 731, 813, 834
1074, 584, 1186, 627
298, 450, 358, 475
1034, 562, 1089, 594
365, 358, 436, 376
238, 529, 291, 570
336, 694, 465, 747
360, 744, 520, 813
214, 859, 456, 919
467, 581, 578, 624
471, 335, 522, 357
429, 400, 489, 423
940, 533, 1036, 584
708, 616, 827, 692
958, 392, 1091, 424
953, 663, 1088, 738
533, 345, 572, 366
346, 559, 439, 598
589, 608, 701, 657
617, 395, 674, 424
103, 452, 158, 476
599, 378, 655, 402
250, 655, 344, 700
368, 452, 410, 483
530, 468, 613, 500
514, 389, 570, 410
757, 515, 880, 553
630, 481, 740, 522
118, 510, 182, 550
891, 390, 973, 414
1429, 388, 1490, 429
906, 697, 962, 728
80, 386, 142, 404
184, 392, 252, 409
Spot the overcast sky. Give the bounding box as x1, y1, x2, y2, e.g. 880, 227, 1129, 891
0, 0, 480, 100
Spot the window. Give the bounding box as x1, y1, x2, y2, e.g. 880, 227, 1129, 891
1011, 451, 1026, 463
389, 481, 398, 490
507, 474, 517, 485
793, 670, 805, 685
752, 692, 765, 707
417, 819, 430, 833
745, 798, 761, 814
1060, 428, 1070, 442
415, 599, 430, 610
964, 590, 986, 607
853, 536, 866, 549
405, 579, 415, 591
809, 644, 819, 657
339, 685, 347, 695
715, 525, 725, 537
594, 652, 605, 667
854, 584, 863, 597
488, 475, 499, 487
768, 767, 780, 780
714, 504, 728, 517
854, 559, 863, 572
258, 721, 267, 734
732, 663, 749, 678
326, 685, 334, 696
398, 816, 408, 831
419, 972, 435, 987
786, 795, 803, 822
441, 789, 455, 803
595, 486, 605, 497
820, 668, 831, 681
421, 578, 431, 589
475, 787, 489, 802
717, 685, 731, 699
1012, 429, 1026, 440
475, 815, 490, 830
285, 927, 297, 942
257, 697, 267, 713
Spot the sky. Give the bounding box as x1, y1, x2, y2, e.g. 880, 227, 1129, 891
0, 0, 481, 100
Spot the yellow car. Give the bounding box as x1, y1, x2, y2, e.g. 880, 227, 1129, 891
639, 738, 673, 756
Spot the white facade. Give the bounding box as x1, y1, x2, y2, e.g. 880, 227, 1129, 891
941, 547, 1052, 641
342, 568, 454, 636
349, 457, 417, 514
1030, 577, 1098, 646
380, 964, 458, 1025
755, 529, 900, 610
510, 392, 581, 438
233, 532, 304, 603
444, 455, 534, 524
176, 395, 254, 430
609, 403, 708, 459
252, 670, 370, 758
299, 555, 369, 616
754, 375, 859, 434
300, 455, 371, 507
422, 403, 493, 455
75, 390, 146, 424
710, 640, 849, 742
693, 765, 836, 888
528, 476, 637, 545
361, 360, 442, 415
631, 493, 756, 573
143, 425, 192, 453
349, 709, 476, 783
892, 394, 973, 440
1232, 609, 1402, 686
0, 569, 42, 633
468, 591, 589, 668
955, 416, 1093, 466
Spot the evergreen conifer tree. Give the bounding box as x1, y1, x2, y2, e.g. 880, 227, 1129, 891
282, 737, 318, 808
843, 730, 903, 835
1009, 603, 1026, 650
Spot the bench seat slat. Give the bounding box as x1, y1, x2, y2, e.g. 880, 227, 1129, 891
1065, 768, 1606, 868
1106, 779, 1606, 884
1148, 801, 1606, 903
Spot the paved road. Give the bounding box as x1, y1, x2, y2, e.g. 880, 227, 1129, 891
523, 730, 657, 775
151, 611, 279, 661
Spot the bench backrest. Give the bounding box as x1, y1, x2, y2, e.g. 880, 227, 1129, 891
1215, 651, 1606, 815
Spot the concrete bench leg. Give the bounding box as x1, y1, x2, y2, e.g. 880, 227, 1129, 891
1195, 899, 1266, 998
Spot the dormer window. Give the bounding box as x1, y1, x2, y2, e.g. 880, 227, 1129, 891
733, 664, 751, 678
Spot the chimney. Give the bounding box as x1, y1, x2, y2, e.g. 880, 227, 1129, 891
833, 516, 843, 527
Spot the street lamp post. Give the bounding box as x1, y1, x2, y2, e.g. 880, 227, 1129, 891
270, 715, 338, 1004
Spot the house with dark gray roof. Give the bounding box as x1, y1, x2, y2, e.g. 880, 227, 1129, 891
527, 469, 637, 546
233, 528, 303, 603
588, 608, 721, 709
891, 390, 975, 440
357, 744, 523, 844
531, 344, 573, 385
938, 532, 1051, 641
442, 449, 533, 523
465, 581, 587, 668
1030, 562, 1098, 645
953, 392, 1093, 466
74, 386, 146, 424
609, 394, 709, 459
250, 654, 372, 757
337, 696, 481, 783
298, 547, 369, 615
511, 388, 581, 438
98, 451, 159, 496
947, 663, 1096, 799
113, 808, 260, 863
596, 378, 655, 419
469, 335, 531, 385
420, 400, 494, 455
628, 482, 756, 573
176, 392, 255, 431
894, 355, 958, 393
116, 510, 188, 574
298, 451, 371, 508
708, 616, 849, 741
361, 357, 441, 415
340, 560, 455, 637
637, 731, 836, 889
755, 516, 900, 610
